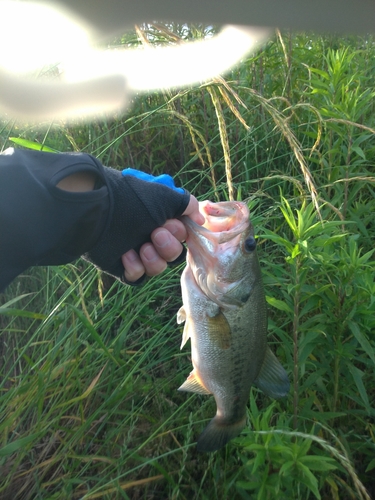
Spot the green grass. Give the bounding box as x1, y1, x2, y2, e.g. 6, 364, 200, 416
1, 27, 375, 499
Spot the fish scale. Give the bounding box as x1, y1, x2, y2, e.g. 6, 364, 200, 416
178, 200, 290, 452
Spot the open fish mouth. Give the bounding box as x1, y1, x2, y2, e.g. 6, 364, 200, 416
199, 200, 250, 235
182, 200, 250, 241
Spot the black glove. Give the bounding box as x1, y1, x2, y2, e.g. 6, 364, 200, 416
83, 166, 190, 284
0, 149, 189, 291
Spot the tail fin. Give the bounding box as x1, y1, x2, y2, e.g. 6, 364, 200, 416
197, 415, 246, 452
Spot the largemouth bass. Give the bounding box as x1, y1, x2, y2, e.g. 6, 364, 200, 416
178, 200, 289, 452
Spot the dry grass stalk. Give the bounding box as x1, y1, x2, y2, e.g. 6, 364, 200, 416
207, 86, 234, 201
158, 108, 218, 199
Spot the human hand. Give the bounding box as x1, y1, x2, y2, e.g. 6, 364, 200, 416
121, 195, 204, 283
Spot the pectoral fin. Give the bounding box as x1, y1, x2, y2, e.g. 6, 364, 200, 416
254, 347, 290, 398
177, 306, 186, 324
178, 370, 211, 395
207, 310, 232, 350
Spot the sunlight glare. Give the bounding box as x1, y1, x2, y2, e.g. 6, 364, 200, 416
0, 1, 90, 74
0, 1, 271, 120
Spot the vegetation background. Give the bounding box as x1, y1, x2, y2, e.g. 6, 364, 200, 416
0, 25, 374, 499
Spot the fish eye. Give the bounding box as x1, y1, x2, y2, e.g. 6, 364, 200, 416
244, 236, 257, 252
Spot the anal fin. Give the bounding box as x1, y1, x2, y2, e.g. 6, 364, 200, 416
178, 371, 211, 395
254, 347, 290, 399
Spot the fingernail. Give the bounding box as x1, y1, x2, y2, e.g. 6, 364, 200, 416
143, 244, 158, 262
124, 250, 138, 263
166, 225, 178, 236
153, 229, 171, 249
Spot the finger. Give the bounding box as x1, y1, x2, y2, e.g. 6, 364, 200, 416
162, 219, 187, 242
182, 195, 205, 225
151, 227, 184, 263
139, 243, 168, 276
122, 249, 146, 282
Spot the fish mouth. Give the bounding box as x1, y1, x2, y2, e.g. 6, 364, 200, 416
180, 200, 250, 269
200, 200, 250, 235
181, 201, 250, 245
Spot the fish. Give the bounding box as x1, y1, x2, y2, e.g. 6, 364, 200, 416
177, 200, 289, 453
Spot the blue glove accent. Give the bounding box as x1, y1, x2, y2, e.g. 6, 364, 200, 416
122, 168, 184, 194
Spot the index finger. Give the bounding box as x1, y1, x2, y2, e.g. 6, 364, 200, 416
182, 195, 205, 225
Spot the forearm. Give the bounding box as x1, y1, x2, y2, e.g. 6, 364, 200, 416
0, 149, 110, 291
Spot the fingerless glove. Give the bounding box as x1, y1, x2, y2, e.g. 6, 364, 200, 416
0, 148, 189, 291
83, 166, 190, 282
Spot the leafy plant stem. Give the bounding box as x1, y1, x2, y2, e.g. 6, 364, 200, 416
333, 351, 340, 413
332, 292, 344, 413
293, 258, 301, 430
343, 129, 352, 220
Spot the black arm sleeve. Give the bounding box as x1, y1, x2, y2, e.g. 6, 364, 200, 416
0, 148, 190, 292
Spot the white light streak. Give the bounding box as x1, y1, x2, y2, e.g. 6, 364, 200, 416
0, 1, 271, 120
